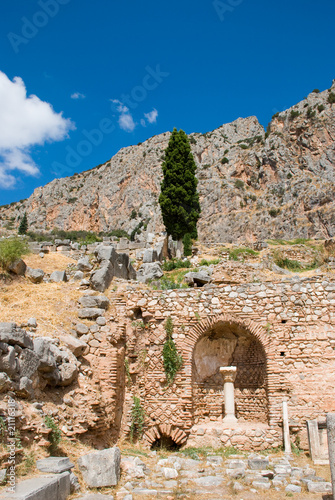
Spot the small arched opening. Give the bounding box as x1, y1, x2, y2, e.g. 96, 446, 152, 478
151, 435, 182, 451
192, 318, 268, 424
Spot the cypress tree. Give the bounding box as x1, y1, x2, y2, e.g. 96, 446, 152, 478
18, 212, 28, 235
159, 128, 201, 242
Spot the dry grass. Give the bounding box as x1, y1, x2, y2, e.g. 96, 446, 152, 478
24, 252, 76, 274
0, 280, 82, 337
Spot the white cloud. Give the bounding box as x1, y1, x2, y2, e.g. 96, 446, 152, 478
140, 118, 146, 127
144, 108, 158, 124
119, 112, 136, 132
111, 98, 136, 133
0, 71, 74, 188
71, 92, 86, 100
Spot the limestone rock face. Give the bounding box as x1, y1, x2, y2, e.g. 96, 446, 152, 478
77, 447, 121, 487
2, 81, 335, 242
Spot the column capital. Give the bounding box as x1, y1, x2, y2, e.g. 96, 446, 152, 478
220, 366, 237, 383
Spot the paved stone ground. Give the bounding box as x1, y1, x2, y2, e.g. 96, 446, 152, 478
105, 450, 332, 500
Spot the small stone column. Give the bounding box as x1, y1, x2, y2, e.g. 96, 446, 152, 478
220, 366, 237, 423
326, 413, 335, 500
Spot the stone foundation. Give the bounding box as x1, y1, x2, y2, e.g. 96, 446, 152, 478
186, 421, 282, 451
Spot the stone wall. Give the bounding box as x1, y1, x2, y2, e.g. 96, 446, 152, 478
114, 277, 335, 448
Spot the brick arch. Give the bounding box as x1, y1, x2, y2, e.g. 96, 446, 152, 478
143, 424, 188, 447
186, 313, 276, 425
182, 313, 275, 360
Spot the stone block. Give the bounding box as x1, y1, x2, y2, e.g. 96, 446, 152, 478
26, 268, 45, 283
77, 495, 114, 500
8, 259, 26, 276
307, 481, 332, 493
36, 457, 74, 473
50, 271, 67, 283
0, 471, 70, 499
78, 295, 110, 309
248, 456, 269, 470
285, 484, 301, 493
58, 334, 88, 357
78, 308, 105, 319
77, 446, 121, 487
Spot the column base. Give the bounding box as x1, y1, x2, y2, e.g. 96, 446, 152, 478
223, 415, 237, 424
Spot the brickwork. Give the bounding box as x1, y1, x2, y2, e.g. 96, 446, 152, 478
114, 277, 335, 448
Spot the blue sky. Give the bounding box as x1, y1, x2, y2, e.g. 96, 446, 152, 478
0, 0, 335, 205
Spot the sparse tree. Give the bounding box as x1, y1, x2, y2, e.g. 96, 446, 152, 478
159, 128, 201, 250
18, 212, 28, 235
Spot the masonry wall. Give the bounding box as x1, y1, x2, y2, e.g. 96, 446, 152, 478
120, 277, 335, 447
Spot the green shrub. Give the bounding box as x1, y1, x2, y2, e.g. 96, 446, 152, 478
130, 396, 145, 441
0, 238, 30, 271
318, 104, 325, 112
289, 109, 300, 120
162, 259, 191, 271
220, 157, 229, 164
307, 107, 316, 119
182, 233, 192, 256
162, 317, 183, 384
287, 172, 292, 179
108, 229, 129, 239
328, 92, 335, 104
67, 197, 77, 204
44, 416, 61, 448
199, 258, 220, 266
269, 208, 281, 217
234, 179, 244, 189
130, 209, 137, 220
189, 136, 196, 145
312, 89, 320, 93
228, 247, 259, 261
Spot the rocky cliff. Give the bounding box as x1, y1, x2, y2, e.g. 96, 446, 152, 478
1, 80, 335, 243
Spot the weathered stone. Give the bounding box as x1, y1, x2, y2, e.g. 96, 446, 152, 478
0, 323, 33, 349
137, 262, 163, 283
193, 476, 224, 486
33, 338, 57, 372
27, 318, 37, 328
18, 376, 34, 399
0, 469, 6, 484
248, 456, 269, 470
26, 267, 45, 283
77, 446, 121, 487
8, 258, 26, 276
74, 270, 84, 280
36, 457, 74, 473
78, 295, 110, 309
0, 471, 70, 500
50, 270, 67, 283
19, 349, 40, 378
78, 308, 105, 319
69, 472, 80, 493
285, 484, 302, 493
90, 264, 114, 292
163, 467, 178, 479
183, 271, 211, 286
0, 345, 18, 377
58, 334, 88, 357
0, 371, 12, 392
58, 363, 78, 386
77, 257, 93, 272
77, 496, 114, 500
307, 481, 332, 493
75, 323, 89, 335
